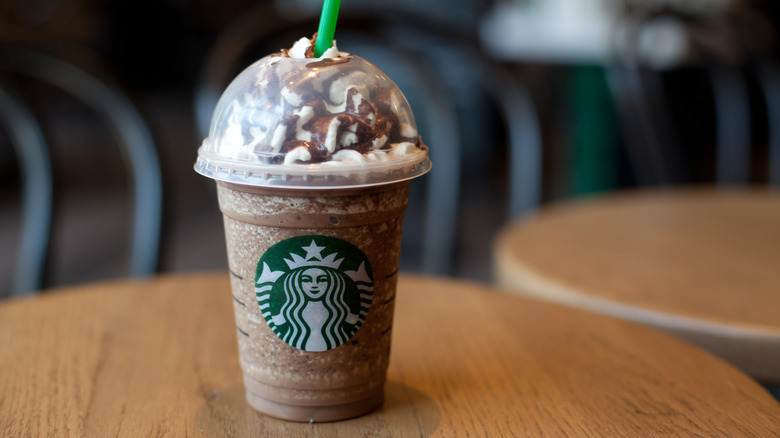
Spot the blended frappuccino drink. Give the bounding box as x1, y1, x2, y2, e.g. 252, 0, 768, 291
195, 36, 430, 422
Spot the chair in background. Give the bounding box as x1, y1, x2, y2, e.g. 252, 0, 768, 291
0, 46, 162, 297
607, 1, 780, 187
0, 86, 51, 296
755, 63, 780, 186
482, 65, 543, 220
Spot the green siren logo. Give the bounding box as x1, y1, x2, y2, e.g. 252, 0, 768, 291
255, 236, 373, 352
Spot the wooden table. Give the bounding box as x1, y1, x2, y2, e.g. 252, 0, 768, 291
495, 188, 780, 384
1, 273, 779, 437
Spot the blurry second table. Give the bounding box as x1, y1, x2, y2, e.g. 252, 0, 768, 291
495, 188, 780, 384
1, 272, 779, 436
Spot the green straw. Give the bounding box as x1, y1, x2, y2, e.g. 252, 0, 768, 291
314, 0, 341, 57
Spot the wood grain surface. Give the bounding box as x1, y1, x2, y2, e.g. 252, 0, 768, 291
494, 188, 780, 383
1, 272, 779, 437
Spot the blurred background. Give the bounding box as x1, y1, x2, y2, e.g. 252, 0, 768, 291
1, 0, 779, 297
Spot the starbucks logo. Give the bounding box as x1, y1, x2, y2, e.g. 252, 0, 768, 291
255, 236, 374, 352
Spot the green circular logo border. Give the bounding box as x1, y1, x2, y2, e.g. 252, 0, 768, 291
254, 235, 374, 352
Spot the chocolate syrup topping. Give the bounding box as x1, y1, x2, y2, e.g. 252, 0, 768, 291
261, 56, 420, 163
306, 57, 350, 68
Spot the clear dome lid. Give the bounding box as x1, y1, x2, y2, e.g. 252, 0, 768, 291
195, 52, 430, 189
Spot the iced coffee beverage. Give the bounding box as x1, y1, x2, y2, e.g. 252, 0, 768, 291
195, 36, 430, 422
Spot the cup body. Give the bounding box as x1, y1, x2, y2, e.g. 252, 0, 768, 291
217, 180, 410, 422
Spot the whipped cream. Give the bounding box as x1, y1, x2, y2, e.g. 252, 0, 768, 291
288, 37, 340, 59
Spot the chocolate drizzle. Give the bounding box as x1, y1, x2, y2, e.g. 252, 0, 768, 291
306, 57, 350, 68
265, 56, 419, 163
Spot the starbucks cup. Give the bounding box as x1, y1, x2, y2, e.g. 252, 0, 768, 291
195, 40, 430, 422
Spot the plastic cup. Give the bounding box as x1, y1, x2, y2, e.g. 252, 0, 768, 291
195, 46, 430, 422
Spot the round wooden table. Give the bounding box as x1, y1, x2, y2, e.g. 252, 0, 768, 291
495, 188, 780, 384
1, 273, 778, 436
